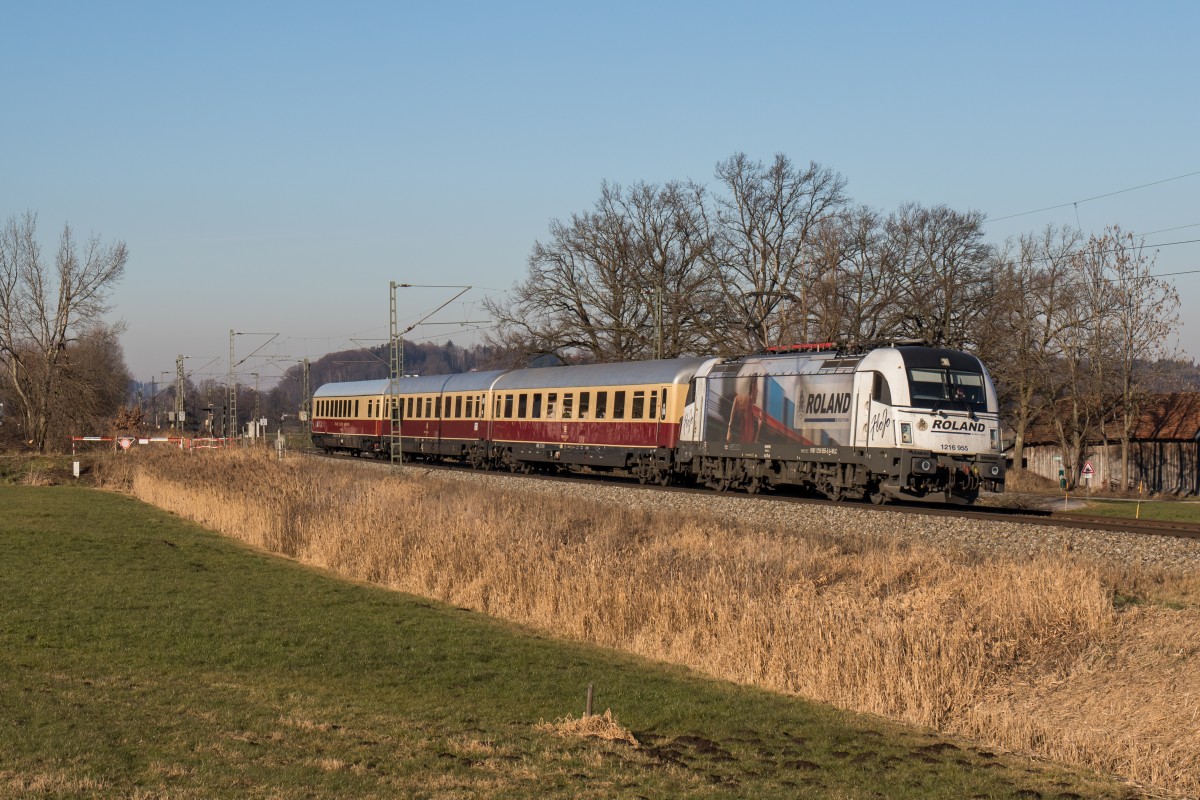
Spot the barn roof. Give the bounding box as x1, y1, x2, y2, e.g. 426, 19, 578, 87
1127, 392, 1200, 440
1022, 392, 1200, 445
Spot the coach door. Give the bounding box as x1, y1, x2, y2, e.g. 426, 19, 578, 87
654, 386, 669, 447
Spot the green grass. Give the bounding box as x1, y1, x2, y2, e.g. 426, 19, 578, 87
0, 486, 1135, 799
1076, 497, 1200, 523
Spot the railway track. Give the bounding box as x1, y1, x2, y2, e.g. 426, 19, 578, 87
309, 450, 1200, 542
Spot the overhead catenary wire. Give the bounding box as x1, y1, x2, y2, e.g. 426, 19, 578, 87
990, 169, 1200, 222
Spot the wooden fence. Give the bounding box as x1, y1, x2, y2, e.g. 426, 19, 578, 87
1020, 440, 1200, 496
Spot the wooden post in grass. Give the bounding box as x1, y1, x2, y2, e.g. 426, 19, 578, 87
586, 684, 594, 718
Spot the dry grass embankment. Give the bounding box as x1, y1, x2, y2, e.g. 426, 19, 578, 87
124, 449, 1199, 797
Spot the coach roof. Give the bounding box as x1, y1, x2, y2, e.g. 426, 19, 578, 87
313, 379, 391, 398
315, 370, 511, 399
492, 358, 711, 391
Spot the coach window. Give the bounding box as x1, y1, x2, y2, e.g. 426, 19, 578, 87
518, 393, 528, 418
454, 395, 462, 418
423, 397, 431, 418
632, 391, 645, 419
355, 400, 360, 417
562, 393, 573, 419
613, 391, 626, 419
579, 391, 590, 419
595, 391, 608, 419
501, 394, 511, 419
434, 397, 442, 419
532, 392, 543, 418
649, 391, 658, 421
543, 392, 555, 419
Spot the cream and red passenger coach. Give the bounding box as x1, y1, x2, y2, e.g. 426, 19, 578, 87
311, 359, 707, 480
312, 347, 1008, 504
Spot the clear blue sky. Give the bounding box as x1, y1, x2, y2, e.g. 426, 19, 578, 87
3, 1, 1198, 384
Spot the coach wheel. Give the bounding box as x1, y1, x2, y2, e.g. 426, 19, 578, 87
868, 488, 887, 505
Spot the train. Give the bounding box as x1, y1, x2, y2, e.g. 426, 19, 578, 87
310, 344, 1006, 504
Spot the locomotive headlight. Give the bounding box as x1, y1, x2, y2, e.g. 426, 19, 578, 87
900, 423, 913, 444
989, 464, 1001, 477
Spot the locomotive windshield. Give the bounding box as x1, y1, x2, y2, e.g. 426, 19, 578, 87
908, 368, 988, 413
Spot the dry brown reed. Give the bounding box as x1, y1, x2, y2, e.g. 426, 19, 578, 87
127, 449, 1199, 797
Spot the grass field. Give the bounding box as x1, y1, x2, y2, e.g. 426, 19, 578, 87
0, 484, 1134, 799
1075, 498, 1200, 523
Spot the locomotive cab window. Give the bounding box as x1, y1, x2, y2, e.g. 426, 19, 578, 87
908, 368, 987, 413
872, 372, 892, 405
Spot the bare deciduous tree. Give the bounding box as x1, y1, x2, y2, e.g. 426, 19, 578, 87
485, 181, 717, 364
705, 153, 847, 351
808, 206, 903, 346
978, 225, 1082, 470
0, 212, 128, 451
1083, 226, 1179, 488
886, 203, 994, 349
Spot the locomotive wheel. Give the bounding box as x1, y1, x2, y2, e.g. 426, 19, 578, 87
656, 470, 672, 487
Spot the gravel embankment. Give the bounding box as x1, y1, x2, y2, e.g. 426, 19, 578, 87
386, 462, 1200, 573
